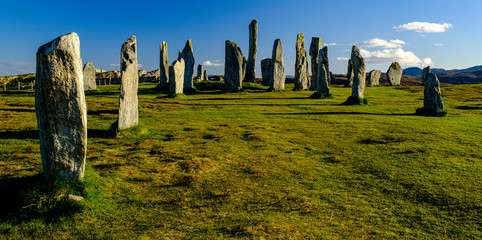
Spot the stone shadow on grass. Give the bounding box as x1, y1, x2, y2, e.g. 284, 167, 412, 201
265, 111, 415, 116
0, 108, 35, 113
0, 128, 116, 139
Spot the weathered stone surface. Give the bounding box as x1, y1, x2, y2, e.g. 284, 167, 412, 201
422, 66, 431, 85
367, 70, 381, 86
316, 47, 330, 94
224, 40, 245, 91
351, 46, 366, 98
245, 19, 257, 82
159, 42, 169, 87
83, 61, 96, 90
309, 37, 322, 89
169, 59, 185, 96
346, 59, 354, 86
203, 70, 208, 81
118, 35, 139, 130
294, 34, 309, 90
261, 58, 272, 86
35, 32, 87, 180
387, 62, 403, 86
424, 73, 444, 111
197, 64, 204, 80
180, 40, 195, 90
270, 39, 285, 91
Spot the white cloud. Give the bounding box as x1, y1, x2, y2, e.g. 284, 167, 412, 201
110, 63, 120, 67
203, 60, 224, 67
359, 48, 433, 67
357, 38, 406, 48
394, 22, 453, 33
324, 43, 337, 46
336, 57, 349, 61
435, 43, 443, 47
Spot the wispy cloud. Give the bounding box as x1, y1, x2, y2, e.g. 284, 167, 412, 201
336, 57, 349, 61
203, 60, 224, 67
324, 43, 338, 46
434, 43, 443, 47
394, 22, 453, 33
357, 38, 406, 49
110, 63, 120, 67
359, 48, 432, 67
0, 60, 35, 76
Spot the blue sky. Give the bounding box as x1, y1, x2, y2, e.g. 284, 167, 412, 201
1, 0, 481, 76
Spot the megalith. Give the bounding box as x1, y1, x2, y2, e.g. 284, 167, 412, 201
387, 62, 403, 86
159, 41, 169, 87
203, 70, 208, 81
346, 59, 354, 86
317, 47, 330, 95
35, 32, 87, 180
224, 40, 246, 92
294, 34, 309, 90
422, 66, 431, 85
169, 59, 185, 96
83, 62, 96, 90
270, 39, 285, 91
367, 70, 381, 86
197, 64, 204, 81
180, 40, 195, 90
351, 46, 366, 98
424, 73, 444, 112
309, 37, 322, 90
118, 35, 139, 130
261, 58, 272, 86
245, 19, 258, 82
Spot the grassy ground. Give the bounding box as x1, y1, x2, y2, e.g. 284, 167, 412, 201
0, 82, 481, 239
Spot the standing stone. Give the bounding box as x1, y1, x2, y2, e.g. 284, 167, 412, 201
270, 39, 285, 91
203, 70, 208, 81
224, 40, 245, 92
159, 42, 169, 87
346, 59, 354, 86
261, 58, 272, 86
351, 46, 366, 98
422, 66, 431, 85
83, 62, 96, 90
245, 19, 258, 82
197, 64, 204, 81
180, 40, 195, 90
316, 47, 330, 95
118, 35, 138, 130
424, 73, 444, 112
169, 59, 185, 96
294, 34, 309, 90
367, 70, 381, 86
35, 32, 87, 180
309, 37, 322, 90
387, 62, 403, 86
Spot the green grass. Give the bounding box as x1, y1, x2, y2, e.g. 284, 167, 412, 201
1, 83, 481, 239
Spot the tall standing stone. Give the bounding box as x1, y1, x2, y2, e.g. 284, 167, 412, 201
309, 37, 322, 90
316, 47, 330, 95
367, 70, 381, 86
351, 46, 366, 98
83, 62, 96, 90
203, 70, 208, 81
346, 59, 354, 86
261, 58, 272, 86
270, 39, 285, 91
118, 35, 138, 130
422, 66, 431, 85
245, 19, 257, 82
35, 32, 87, 180
387, 62, 403, 86
224, 40, 245, 92
159, 42, 169, 87
180, 40, 195, 90
294, 34, 309, 90
423, 73, 444, 112
169, 59, 185, 96
197, 64, 204, 81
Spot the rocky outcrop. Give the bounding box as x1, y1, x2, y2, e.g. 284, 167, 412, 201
367, 70, 381, 86
169, 59, 185, 96
224, 40, 245, 92
424, 73, 444, 111
83, 62, 96, 90
35, 32, 87, 180
294, 34, 309, 90
270, 39, 285, 91
261, 58, 272, 86
245, 20, 258, 82
159, 42, 169, 87
351, 46, 366, 98
118, 35, 139, 130
387, 62, 403, 86
180, 40, 195, 90
309, 37, 322, 90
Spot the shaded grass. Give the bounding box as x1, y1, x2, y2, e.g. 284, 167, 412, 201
0, 83, 481, 239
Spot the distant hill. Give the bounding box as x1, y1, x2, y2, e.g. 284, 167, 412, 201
403, 65, 482, 76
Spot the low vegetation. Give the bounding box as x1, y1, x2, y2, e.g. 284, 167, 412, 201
0, 82, 481, 239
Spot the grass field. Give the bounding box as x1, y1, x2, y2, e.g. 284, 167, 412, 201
0, 82, 481, 239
